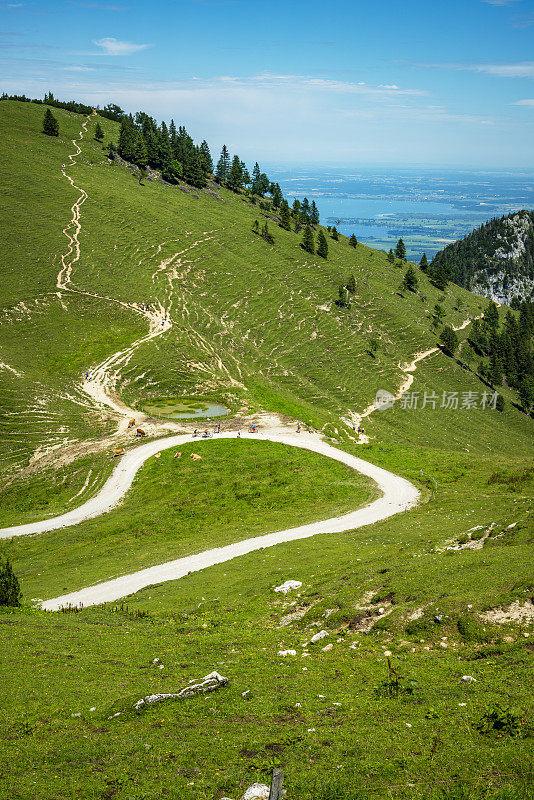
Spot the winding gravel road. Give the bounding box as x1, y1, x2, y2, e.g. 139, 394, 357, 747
0, 431, 419, 610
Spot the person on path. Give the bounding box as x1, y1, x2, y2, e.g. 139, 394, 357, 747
297, 423, 301, 433
237, 430, 241, 437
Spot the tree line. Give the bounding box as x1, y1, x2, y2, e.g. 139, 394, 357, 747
467, 299, 534, 412
1, 90, 123, 121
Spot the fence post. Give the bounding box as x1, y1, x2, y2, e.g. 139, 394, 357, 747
268, 767, 284, 800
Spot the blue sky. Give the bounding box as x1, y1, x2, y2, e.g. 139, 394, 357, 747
1, 0, 534, 167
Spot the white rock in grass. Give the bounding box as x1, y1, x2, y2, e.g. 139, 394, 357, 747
310, 629, 329, 644
322, 643, 333, 652
278, 649, 297, 657
242, 783, 270, 800
274, 580, 302, 595
461, 675, 477, 683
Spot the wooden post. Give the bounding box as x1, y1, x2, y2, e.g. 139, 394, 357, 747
269, 767, 284, 800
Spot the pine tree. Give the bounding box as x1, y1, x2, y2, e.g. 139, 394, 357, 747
42, 108, 59, 136
199, 140, 213, 175
420, 252, 429, 272
301, 225, 315, 254
133, 133, 148, 170
331, 226, 339, 241
94, 121, 104, 141
349, 234, 358, 248
185, 149, 207, 188
347, 274, 357, 294
387, 248, 395, 264
484, 300, 500, 331
395, 238, 406, 260
215, 145, 230, 183
118, 118, 136, 161
279, 201, 291, 231
402, 265, 418, 292
316, 230, 328, 259
252, 220, 260, 233
271, 183, 283, 209
0, 557, 22, 606
431, 263, 449, 291
261, 222, 275, 245
228, 155, 244, 191
310, 201, 320, 225
439, 326, 459, 355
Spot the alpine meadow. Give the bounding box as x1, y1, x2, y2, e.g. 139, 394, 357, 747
0, 2, 533, 798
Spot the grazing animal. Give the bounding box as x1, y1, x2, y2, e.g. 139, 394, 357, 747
136, 428, 146, 437
112, 448, 125, 457
191, 453, 202, 461
127, 418, 135, 428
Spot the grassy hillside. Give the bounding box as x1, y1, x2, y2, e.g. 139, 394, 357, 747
0, 100, 532, 800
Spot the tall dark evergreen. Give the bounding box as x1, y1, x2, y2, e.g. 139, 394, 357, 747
347, 274, 357, 294
420, 252, 429, 272
439, 326, 459, 355
0, 558, 22, 607
316, 230, 328, 259
94, 121, 104, 141
331, 226, 339, 241
301, 225, 315, 254
42, 108, 59, 136
310, 201, 320, 225
199, 140, 213, 176
279, 201, 291, 231
215, 145, 230, 183
228, 155, 244, 191
395, 238, 406, 260
349, 234, 358, 248
402, 265, 418, 292
387, 249, 395, 264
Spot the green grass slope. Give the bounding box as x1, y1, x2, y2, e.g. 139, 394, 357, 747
0, 100, 532, 800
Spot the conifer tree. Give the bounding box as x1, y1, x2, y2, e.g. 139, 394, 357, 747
310, 201, 320, 225
316, 230, 328, 259
271, 183, 283, 208
431, 262, 449, 291
439, 325, 459, 355
0, 557, 22, 606
387, 249, 395, 264
199, 140, 213, 175
347, 274, 357, 294
133, 133, 148, 170
301, 225, 315, 254
331, 226, 339, 241
420, 252, 429, 272
279, 201, 291, 231
185, 149, 207, 188
402, 265, 418, 292
349, 234, 358, 248
228, 155, 244, 191
94, 121, 104, 141
42, 108, 59, 136
395, 237, 406, 260
215, 145, 230, 183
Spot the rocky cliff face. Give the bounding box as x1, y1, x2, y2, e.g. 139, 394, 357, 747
431, 210, 534, 304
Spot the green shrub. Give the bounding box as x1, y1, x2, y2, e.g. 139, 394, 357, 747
476, 704, 529, 738
0, 557, 22, 606
457, 615, 488, 643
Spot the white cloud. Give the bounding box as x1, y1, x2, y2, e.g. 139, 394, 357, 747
474, 62, 534, 78
481, 0, 520, 5
92, 37, 149, 56
426, 61, 534, 78
513, 98, 534, 105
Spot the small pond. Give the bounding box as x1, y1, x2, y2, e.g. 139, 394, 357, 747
142, 397, 230, 420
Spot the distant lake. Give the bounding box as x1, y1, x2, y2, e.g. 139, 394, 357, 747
266, 165, 534, 261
